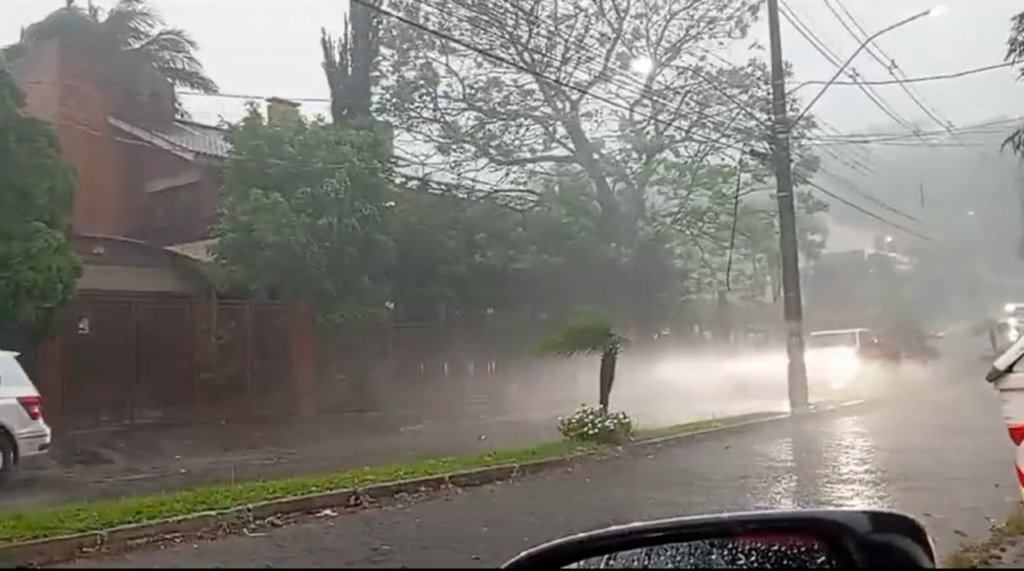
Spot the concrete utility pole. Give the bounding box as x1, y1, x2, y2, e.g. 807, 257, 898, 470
764, 0, 936, 413
765, 0, 809, 413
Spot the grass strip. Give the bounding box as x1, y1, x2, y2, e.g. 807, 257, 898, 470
943, 508, 1024, 568
0, 411, 774, 545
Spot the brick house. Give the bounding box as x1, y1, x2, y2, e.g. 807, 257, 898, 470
8, 35, 302, 267
6, 36, 316, 430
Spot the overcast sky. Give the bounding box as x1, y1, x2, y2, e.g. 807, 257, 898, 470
5, 0, 1023, 134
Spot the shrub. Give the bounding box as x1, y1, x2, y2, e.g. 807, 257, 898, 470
557, 404, 635, 444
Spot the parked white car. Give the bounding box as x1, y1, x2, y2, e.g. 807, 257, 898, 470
0, 350, 51, 481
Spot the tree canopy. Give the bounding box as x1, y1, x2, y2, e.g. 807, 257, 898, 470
0, 66, 81, 330
3, 0, 218, 117
215, 104, 395, 323
217, 0, 833, 334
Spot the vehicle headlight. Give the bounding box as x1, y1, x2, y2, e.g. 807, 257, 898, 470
808, 348, 860, 387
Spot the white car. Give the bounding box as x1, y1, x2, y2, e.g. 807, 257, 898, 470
0, 350, 51, 481
805, 328, 875, 388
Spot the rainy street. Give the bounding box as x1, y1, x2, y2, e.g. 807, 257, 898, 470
64, 354, 1020, 569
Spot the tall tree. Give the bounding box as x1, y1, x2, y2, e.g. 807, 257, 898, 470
320, 0, 384, 124
214, 104, 394, 323
4, 0, 218, 117
0, 66, 81, 331
379, 0, 824, 327
1003, 10, 1024, 157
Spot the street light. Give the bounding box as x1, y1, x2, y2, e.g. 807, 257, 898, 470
792, 7, 945, 124
764, 2, 941, 414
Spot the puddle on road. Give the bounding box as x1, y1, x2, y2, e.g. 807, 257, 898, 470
751, 415, 893, 510
816, 415, 893, 509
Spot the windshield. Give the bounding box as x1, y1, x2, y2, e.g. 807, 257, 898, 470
807, 332, 859, 350
2, 0, 1013, 567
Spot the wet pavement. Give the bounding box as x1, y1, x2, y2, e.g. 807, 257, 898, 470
1, 348, 852, 510
60, 365, 1022, 568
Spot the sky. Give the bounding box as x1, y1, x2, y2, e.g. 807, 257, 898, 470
5, 0, 1023, 132
5, 0, 1024, 251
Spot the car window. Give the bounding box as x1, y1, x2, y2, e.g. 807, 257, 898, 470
808, 332, 858, 349
0, 355, 36, 390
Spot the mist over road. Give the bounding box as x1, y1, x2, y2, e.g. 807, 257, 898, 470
62, 351, 1013, 569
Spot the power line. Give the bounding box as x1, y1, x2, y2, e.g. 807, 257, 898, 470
823, 0, 981, 158
815, 166, 920, 223
404, 0, 773, 145
824, 0, 948, 128
778, 0, 921, 136
352, 0, 931, 240
807, 117, 1023, 143
802, 179, 933, 241
770, 1, 931, 228
146, 0, 930, 239
177, 62, 1022, 106
795, 61, 1015, 88
173, 80, 944, 224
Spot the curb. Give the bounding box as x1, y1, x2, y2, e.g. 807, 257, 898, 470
0, 398, 867, 567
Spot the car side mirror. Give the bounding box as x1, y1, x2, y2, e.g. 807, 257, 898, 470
501, 509, 936, 569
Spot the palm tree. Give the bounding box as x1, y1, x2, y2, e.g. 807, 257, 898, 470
538, 309, 628, 412
3, 0, 218, 117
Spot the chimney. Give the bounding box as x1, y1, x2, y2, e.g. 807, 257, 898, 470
266, 97, 300, 123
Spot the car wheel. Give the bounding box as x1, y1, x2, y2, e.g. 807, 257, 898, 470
0, 433, 16, 483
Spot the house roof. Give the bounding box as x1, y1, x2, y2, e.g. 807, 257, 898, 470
108, 116, 231, 160
164, 120, 232, 158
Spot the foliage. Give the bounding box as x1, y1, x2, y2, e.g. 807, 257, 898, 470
4, 0, 217, 118
1003, 10, 1024, 157
558, 404, 635, 444
537, 308, 626, 357
378, 0, 827, 322
224, 0, 833, 335
320, 0, 384, 124
538, 308, 626, 411
214, 104, 394, 323
0, 67, 81, 329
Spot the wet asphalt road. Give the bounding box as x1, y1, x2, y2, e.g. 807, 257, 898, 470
62, 369, 1022, 569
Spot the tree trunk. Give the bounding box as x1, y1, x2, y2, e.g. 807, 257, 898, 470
598, 349, 617, 412
716, 290, 731, 345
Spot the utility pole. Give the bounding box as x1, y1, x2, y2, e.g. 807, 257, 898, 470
765, 0, 809, 413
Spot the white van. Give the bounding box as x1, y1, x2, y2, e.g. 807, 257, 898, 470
0, 350, 52, 481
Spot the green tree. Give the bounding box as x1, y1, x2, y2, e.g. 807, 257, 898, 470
0, 66, 81, 330
320, 0, 383, 124
379, 0, 825, 327
1003, 9, 1024, 157
385, 188, 529, 321
215, 104, 394, 323
538, 308, 627, 412
4, 0, 218, 117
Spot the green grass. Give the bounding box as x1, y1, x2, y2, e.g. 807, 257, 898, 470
943, 508, 1024, 568
632, 412, 783, 440
0, 412, 773, 546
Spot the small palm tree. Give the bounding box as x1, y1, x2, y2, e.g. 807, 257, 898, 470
4, 0, 218, 117
538, 309, 628, 412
